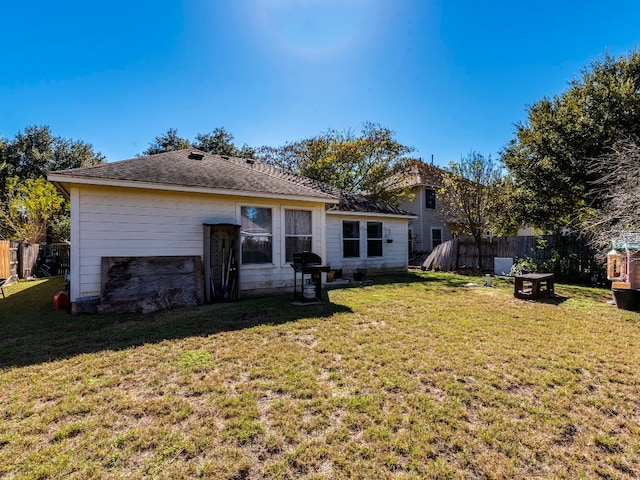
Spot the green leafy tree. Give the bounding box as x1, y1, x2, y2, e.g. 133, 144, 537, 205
1, 177, 65, 243
142, 127, 255, 158
258, 122, 414, 204
438, 151, 503, 269
0, 125, 105, 192
194, 127, 255, 158
0, 126, 104, 242
141, 128, 192, 156
501, 50, 640, 231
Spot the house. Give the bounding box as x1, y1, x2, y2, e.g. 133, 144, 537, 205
48, 149, 414, 312
396, 161, 453, 253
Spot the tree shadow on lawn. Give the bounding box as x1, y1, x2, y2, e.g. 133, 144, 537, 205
0, 277, 354, 369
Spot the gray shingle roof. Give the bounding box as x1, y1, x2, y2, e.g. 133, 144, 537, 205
49, 149, 338, 201
50, 149, 414, 216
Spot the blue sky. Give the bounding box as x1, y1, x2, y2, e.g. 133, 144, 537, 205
2, 0, 639, 166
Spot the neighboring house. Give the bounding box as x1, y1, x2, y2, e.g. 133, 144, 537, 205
396, 161, 453, 253
48, 149, 414, 310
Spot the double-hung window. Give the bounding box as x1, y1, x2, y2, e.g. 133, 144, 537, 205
367, 222, 383, 257
241, 206, 272, 264
285, 210, 312, 262
343, 221, 360, 258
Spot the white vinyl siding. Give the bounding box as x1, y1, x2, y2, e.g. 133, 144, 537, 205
397, 185, 452, 252
70, 185, 326, 301
326, 213, 409, 276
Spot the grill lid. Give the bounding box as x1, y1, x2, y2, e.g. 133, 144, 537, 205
291, 251, 322, 266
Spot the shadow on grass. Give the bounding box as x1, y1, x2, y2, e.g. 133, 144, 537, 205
516, 294, 570, 306
325, 271, 443, 290
0, 277, 354, 369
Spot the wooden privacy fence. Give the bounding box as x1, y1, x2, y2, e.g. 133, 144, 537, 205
422, 235, 599, 281
0, 241, 11, 278
1, 241, 19, 280
0, 241, 70, 280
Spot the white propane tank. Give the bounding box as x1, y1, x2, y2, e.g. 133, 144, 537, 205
303, 283, 316, 300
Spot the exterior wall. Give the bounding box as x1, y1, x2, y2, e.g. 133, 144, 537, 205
69, 184, 326, 302
325, 213, 409, 276
632, 252, 640, 290
397, 185, 452, 252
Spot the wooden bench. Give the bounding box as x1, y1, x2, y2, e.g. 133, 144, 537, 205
514, 273, 555, 300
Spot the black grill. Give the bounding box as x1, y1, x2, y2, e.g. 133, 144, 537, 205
290, 252, 330, 302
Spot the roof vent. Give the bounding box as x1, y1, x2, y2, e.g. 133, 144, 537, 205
221, 155, 230, 160
245, 158, 255, 165
188, 151, 204, 160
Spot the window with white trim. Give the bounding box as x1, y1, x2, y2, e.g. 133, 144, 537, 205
241, 206, 272, 264
367, 222, 383, 257
342, 221, 360, 258
285, 209, 312, 262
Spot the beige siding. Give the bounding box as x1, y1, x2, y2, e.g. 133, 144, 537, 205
70, 185, 326, 301
632, 253, 640, 290
398, 185, 452, 252
325, 213, 409, 276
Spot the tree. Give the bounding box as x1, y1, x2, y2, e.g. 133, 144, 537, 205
438, 151, 503, 269
0, 126, 105, 241
258, 122, 414, 204
142, 127, 256, 158
141, 128, 192, 156
585, 136, 640, 249
501, 50, 640, 231
1, 176, 65, 243
0, 125, 105, 193
194, 127, 255, 158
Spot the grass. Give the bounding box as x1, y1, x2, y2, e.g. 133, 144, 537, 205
1, 273, 639, 479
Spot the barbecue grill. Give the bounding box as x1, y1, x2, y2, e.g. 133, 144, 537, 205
290, 252, 330, 302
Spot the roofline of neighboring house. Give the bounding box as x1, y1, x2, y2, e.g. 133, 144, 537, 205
47, 174, 341, 205
326, 209, 416, 220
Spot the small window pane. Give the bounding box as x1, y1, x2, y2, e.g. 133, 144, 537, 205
367, 222, 382, 239
241, 207, 272, 234
242, 236, 273, 263
286, 237, 312, 261
343, 221, 360, 239
344, 240, 360, 258
367, 240, 383, 257
285, 210, 311, 235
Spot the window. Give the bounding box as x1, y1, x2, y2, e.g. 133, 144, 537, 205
431, 227, 443, 251
241, 206, 272, 264
343, 221, 360, 258
367, 222, 383, 257
425, 188, 436, 209
285, 209, 312, 262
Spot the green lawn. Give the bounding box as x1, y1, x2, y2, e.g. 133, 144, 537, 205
1, 273, 639, 479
